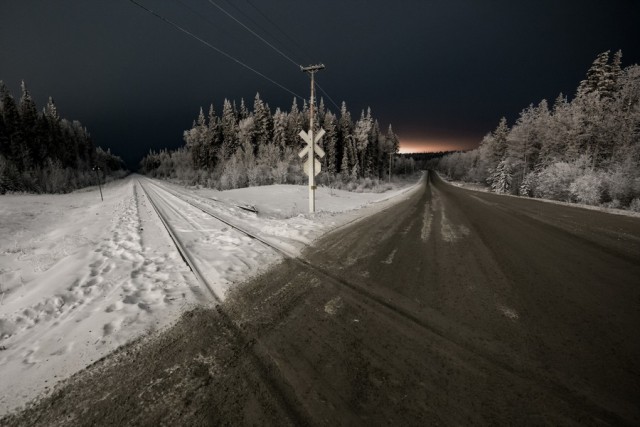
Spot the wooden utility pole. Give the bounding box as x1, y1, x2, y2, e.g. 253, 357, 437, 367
299, 64, 325, 213
93, 166, 103, 201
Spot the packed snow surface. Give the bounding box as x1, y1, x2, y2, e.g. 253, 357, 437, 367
0, 174, 421, 415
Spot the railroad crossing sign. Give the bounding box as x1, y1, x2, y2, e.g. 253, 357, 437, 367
299, 128, 326, 161
298, 128, 325, 212
299, 128, 325, 178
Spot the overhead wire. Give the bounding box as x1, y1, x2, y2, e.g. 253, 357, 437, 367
315, 82, 342, 112
205, 0, 344, 112
127, 0, 304, 100
221, 0, 309, 66
206, 0, 301, 68
244, 0, 312, 64
172, 0, 302, 71
237, 1, 343, 111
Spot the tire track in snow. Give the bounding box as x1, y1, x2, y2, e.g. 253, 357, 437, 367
145, 178, 530, 383
143, 177, 579, 424
431, 189, 470, 243
421, 201, 433, 242
382, 249, 397, 264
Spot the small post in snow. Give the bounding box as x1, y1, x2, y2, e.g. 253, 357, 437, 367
299, 64, 326, 213
93, 166, 103, 202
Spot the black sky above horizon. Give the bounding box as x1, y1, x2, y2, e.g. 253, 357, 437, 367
1, 0, 639, 169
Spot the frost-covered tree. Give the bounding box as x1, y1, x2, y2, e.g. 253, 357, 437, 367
238, 117, 255, 151
253, 93, 272, 148
0, 81, 124, 194
238, 98, 249, 121
489, 117, 509, 166
614, 65, 640, 164
369, 120, 381, 178
0, 109, 8, 161
286, 98, 303, 148
316, 97, 326, 130
538, 94, 573, 165
488, 160, 513, 194
506, 100, 549, 192
1, 81, 23, 170
338, 101, 354, 174
42, 96, 63, 166
386, 124, 399, 153
220, 99, 238, 159
142, 93, 401, 190
272, 108, 287, 149
207, 104, 222, 168
183, 107, 208, 169
19, 80, 40, 168
381, 124, 399, 179
323, 112, 338, 176
354, 109, 373, 177
436, 50, 640, 210
301, 99, 309, 130
577, 51, 611, 98
340, 141, 350, 181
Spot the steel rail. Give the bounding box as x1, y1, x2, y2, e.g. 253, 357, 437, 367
137, 179, 310, 424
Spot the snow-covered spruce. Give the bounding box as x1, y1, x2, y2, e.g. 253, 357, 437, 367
435, 50, 640, 212
139, 93, 404, 190
0, 81, 126, 194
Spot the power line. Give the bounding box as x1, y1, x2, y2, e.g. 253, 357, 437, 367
172, 0, 304, 84
245, 0, 312, 64
206, 0, 301, 68
222, 0, 308, 65
204, 0, 343, 113
127, 0, 304, 100
315, 81, 341, 112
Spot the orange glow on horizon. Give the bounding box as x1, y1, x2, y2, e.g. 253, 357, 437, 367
399, 137, 478, 154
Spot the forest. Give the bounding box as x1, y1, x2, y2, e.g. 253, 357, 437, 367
435, 50, 640, 211
140, 95, 418, 191
0, 81, 126, 194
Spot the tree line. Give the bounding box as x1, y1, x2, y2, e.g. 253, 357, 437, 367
0, 81, 126, 194
435, 50, 640, 211
140, 94, 410, 190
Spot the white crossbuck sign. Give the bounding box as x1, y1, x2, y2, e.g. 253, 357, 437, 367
298, 128, 326, 177
298, 128, 325, 212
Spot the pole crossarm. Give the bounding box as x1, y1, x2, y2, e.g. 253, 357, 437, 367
301, 64, 325, 73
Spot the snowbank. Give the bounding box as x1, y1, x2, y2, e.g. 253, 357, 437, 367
0, 174, 421, 415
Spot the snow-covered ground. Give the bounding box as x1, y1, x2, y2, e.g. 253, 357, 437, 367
0, 174, 421, 415
438, 172, 640, 218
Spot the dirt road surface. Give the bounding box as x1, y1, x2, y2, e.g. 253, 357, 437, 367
3, 171, 639, 426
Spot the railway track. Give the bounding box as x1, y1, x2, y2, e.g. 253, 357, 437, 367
138, 177, 621, 424
143, 178, 296, 258
137, 179, 309, 424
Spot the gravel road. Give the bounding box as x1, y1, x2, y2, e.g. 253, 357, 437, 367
3, 171, 639, 426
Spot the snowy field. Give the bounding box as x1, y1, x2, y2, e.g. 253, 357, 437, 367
0, 174, 421, 415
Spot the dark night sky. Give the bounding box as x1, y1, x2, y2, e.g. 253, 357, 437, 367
1, 0, 639, 168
